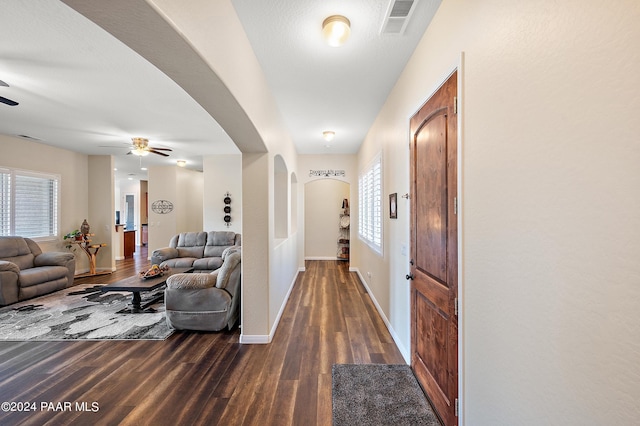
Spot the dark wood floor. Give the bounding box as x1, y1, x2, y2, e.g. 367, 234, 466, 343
0, 249, 405, 425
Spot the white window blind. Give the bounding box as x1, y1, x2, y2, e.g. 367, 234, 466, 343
0, 168, 59, 239
358, 153, 382, 254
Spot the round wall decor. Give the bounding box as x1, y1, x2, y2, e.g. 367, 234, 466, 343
151, 200, 174, 214
223, 192, 232, 227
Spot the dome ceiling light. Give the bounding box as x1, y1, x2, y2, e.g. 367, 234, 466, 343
322, 15, 351, 47
323, 131, 336, 142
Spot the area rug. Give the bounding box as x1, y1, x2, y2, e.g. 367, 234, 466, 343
332, 364, 440, 426
0, 284, 173, 340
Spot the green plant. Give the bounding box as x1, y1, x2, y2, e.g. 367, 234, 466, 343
63, 230, 81, 250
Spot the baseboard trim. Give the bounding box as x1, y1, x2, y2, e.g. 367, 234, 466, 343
304, 256, 338, 261
239, 334, 270, 344
352, 267, 410, 364
240, 268, 301, 345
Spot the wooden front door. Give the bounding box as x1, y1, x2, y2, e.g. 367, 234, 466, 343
409, 70, 458, 426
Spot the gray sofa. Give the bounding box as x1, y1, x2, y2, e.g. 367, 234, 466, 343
151, 231, 241, 271
0, 236, 76, 306
165, 246, 241, 331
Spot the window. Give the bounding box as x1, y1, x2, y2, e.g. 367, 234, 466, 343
0, 167, 60, 240
358, 153, 382, 254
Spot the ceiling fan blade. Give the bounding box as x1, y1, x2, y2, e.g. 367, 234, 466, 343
149, 149, 170, 157
148, 147, 172, 151
0, 96, 18, 106
0, 80, 8, 87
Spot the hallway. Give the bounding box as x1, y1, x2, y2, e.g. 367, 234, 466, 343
0, 260, 404, 425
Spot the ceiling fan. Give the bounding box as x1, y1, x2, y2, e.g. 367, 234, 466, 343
128, 137, 172, 157
0, 79, 19, 106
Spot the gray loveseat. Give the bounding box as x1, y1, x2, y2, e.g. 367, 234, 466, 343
0, 236, 76, 306
151, 231, 241, 271
165, 246, 241, 331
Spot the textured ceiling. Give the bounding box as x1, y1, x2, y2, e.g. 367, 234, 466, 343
0, 0, 441, 180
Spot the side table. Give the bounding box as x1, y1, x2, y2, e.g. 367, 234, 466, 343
70, 234, 111, 277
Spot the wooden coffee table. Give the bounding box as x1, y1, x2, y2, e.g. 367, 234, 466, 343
100, 267, 192, 313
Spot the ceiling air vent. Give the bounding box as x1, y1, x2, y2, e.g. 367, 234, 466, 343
381, 0, 418, 35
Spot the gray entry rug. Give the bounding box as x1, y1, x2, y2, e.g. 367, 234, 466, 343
332, 364, 440, 426
0, 284, 173, 340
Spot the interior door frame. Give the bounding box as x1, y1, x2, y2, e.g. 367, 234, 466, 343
409, 58, 464, 423
454, 56, 463, 425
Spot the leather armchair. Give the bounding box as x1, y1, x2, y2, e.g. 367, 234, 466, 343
164, 247, 241, 331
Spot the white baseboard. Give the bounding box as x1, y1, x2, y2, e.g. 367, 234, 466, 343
240, 268, 301, 345
304, 256, 338, 261
352, 267, 410, 364
239, 334, 270, 344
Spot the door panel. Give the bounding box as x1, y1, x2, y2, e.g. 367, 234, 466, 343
410, 70, 458, 426
416, 112, 448, 283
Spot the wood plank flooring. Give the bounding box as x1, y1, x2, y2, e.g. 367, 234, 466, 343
0, 251, 405, 425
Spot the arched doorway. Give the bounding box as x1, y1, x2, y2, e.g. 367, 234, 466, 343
304, 179, 350, 262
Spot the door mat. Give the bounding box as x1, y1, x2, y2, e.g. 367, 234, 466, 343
332, 364, 441, 426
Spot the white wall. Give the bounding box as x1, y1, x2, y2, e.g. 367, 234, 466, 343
0, 135, 91, 271
203, 154, 242, 233
147, 166, 177, 254
88, 155, 115, 272
147, 165, 204, 253
176, 166, 203, 232
304, 179, 349, 260
357, 0, 640, 424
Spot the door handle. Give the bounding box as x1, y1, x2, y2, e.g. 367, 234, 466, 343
406, 273, 414, 280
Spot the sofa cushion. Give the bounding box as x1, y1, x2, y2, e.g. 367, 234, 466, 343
192, 257, 223, 271
161, 257, 199, 269
0, 237, 35, 270
175, 232, 206, 259
203, 232, 237, 258
177, 232, 207, 247
166, 273, 217, 290
19, 266, 69, 288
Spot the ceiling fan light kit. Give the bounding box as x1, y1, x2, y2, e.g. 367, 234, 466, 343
322, 15, 351, 47
129, 137, 172, 157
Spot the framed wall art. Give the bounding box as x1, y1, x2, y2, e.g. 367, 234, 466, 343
389, 193, 397, 219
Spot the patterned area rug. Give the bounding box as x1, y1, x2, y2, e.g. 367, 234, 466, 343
332, 364, 441, 426
0, 284, 173, 340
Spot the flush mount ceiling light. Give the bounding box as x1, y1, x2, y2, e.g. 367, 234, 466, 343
322, 15, 351, 47
176, 160, 186, 167
323, 131, 336, 141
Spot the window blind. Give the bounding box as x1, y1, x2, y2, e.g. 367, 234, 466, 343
358, 154, 382, 254
0, 168, 59, 239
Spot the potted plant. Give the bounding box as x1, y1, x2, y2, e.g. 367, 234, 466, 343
63, 230, 81, 250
